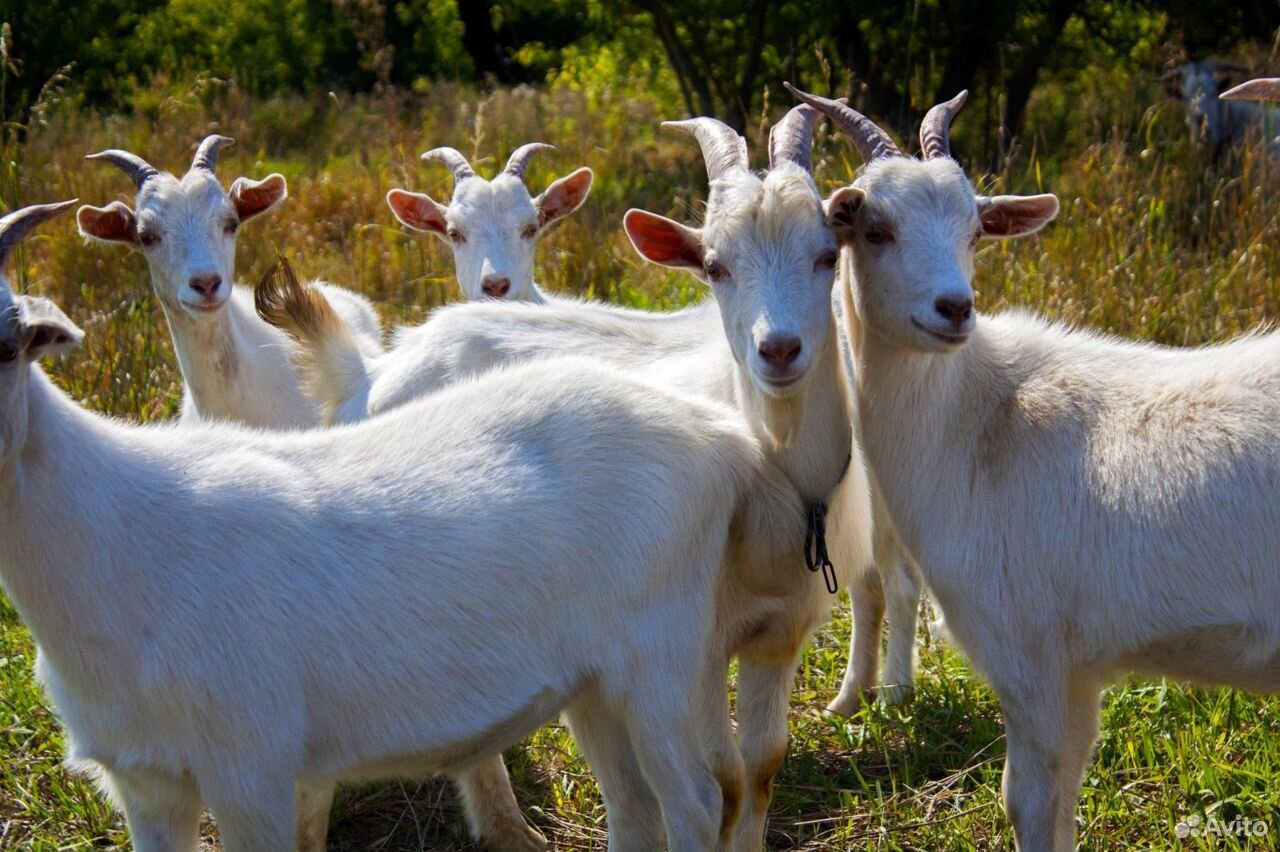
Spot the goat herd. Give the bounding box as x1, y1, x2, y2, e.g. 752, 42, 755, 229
0, 78, 1278, 852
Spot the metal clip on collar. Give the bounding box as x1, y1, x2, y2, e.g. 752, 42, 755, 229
805, 501, 838, 594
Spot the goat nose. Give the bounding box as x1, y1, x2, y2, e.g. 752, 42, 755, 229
934, 296, 973, 325
189, 274, 222, 297
481, 277, 511, 299
757, 335, 803, 369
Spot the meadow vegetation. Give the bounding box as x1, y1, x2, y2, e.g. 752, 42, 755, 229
2, 46, 1280, 852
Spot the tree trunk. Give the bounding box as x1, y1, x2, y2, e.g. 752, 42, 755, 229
649, 10, 716, 118
732, 0, 769, 131
1002, 0, 1081, 144
455, 0, 505, 81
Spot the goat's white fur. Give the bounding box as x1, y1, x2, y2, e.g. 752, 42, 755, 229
78, 158, 556, 849
386, 148, 592, 303
77, 159, 383, 427
0, 251, 807, 850
267, 145, 915, 850
832, 149, 1280, 851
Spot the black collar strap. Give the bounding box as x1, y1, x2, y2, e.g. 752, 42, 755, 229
805, 451, 853, 595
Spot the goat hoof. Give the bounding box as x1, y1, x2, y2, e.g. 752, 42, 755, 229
823, 691, 864, 718
876, 683, 915, 707
484, 821, 548, 852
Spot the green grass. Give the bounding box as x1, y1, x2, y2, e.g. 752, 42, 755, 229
2, 74, 1280, 849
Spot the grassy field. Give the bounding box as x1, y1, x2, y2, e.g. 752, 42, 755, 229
2, 73, 1280, 850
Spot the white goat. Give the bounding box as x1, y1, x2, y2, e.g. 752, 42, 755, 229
0, 199, 808, 852
1160, 60, 1280, 159
259, 106, 918, 851
75, 137, 544, 852
386, 144, 593, 302
75, 136, 384, 428
792, 84, 1280, 851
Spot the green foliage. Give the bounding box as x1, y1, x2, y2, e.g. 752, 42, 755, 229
392, 0, 475, 82
132, 0, 334, 95
2, 0, 1278, 151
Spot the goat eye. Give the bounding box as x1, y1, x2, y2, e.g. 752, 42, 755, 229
864, 227, 893, 245
815, 249, 838, 271
704, 260, 728, 282
970, 230, 982, 248
520, 224, 537, 239
224, 220, 239, 235
138, 230, 160, 247
0, 340, 19, 363
447, 228, 465, 244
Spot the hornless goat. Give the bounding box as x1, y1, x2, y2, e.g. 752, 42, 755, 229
259, 106, 921, 851
76, 136, 384, 427
792, 82, 1280, 852
0, 199, 805, 852
386, 144, 593, 301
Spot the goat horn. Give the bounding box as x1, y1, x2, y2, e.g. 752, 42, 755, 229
661, 117, 749, 181
191, 135, 236, 174
769, 103, 823, 173
920, 90, 968, 161
1222, 78, 1280, 102
421, 147, 477, 183
783, 82, 902, 163
503, 143, 555, 180
85, 149, 160, 190
0, 199, 78, 271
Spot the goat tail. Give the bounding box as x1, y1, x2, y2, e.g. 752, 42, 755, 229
255, 256, 370, 423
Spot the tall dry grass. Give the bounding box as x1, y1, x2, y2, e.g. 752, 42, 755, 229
5, 72, 1278, 424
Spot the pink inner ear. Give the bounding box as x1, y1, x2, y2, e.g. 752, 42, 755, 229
387, 190, 447, 235
77, 204, 137, 244
539, 168, 593, 226
624, 211, 701, 268
979, 196, 1058, 237
232, 176, 287, 222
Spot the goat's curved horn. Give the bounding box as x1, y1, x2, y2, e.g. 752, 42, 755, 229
85, 149, 160, 190
191, 135, 235, 174
1222, 78, 1280, 102
920, 90, 968, 161
783, 82, 902, 163
421, 147, 477, 183
503, 143, 554, 180
661, 117, 749, 181
0, 199, 78, 271
769, 104, 823, 173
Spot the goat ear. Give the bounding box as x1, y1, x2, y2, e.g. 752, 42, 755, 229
17, 296, 83, 358
230, 173, 288, 223
824, 186, 865, 241
536, 167, 593, 229
978, 194, 1060, 239
623, 209, 703, 271
77, 201, 138, 245
386, 189, 448, 236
